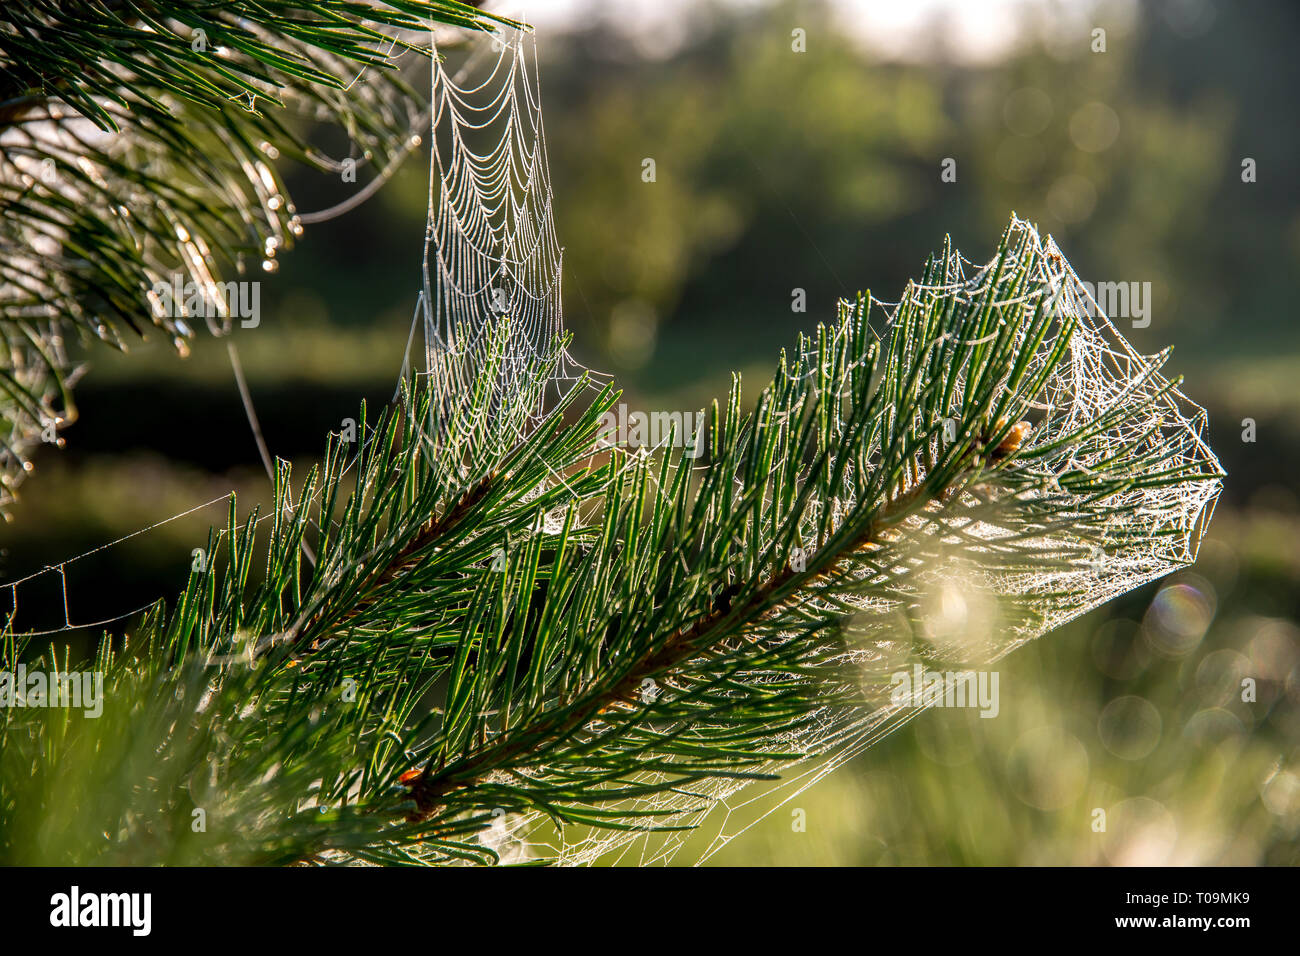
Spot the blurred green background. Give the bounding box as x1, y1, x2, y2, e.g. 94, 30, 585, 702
4, 0, 1298, 864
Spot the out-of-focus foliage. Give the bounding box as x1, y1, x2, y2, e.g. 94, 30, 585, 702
544, 0, 1296, 394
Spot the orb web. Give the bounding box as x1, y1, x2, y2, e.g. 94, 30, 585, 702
407, 26, 606, 458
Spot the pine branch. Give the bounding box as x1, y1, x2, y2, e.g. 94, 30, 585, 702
0, 220, 1223, 865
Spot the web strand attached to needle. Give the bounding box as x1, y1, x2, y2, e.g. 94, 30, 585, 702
0, 493, 239, 637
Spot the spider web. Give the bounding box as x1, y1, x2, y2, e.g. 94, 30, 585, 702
406, 26, 606, 455
502, 227, 1222, 866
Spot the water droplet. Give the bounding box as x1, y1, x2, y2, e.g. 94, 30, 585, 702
267, 195, 283, 211
1262, 770, 1300, 819
259, 141, 281, 160
1144, 577, 1215, 658
1100, 796, 1177, 866
409, 135, 423, 148
1098, 695, 1162, 760
262, 259, 279, 273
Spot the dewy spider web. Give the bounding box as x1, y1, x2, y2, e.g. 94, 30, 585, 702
408, 27, 607, 450
497, 227, 1224, 866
